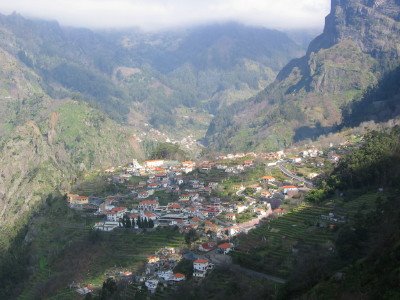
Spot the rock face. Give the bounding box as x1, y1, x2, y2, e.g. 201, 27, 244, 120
206, 0, 400, 152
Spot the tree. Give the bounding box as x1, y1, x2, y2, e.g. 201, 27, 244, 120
100, 278, 117, 299
185, 229, 199, 245
148, 219, 154, 228
137, 217, 142, 229
122, 214, 131, 228
143, 218, 149, 229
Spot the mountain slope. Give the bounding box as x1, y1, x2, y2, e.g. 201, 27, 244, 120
205, 0, 400, 152
0, 48, 140, 254
0, 14, 306, 138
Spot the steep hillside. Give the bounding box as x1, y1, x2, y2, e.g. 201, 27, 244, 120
0, 14, 305, 138
0, 49, 140, 254
205, 0, 400, 152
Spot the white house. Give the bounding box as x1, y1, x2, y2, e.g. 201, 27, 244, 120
283, 186, 298, 194
193, 259, 213, 278
237, 204, 248, 214
145, 279, 159, 293
138, 200, 159, 211
106, 207, 128, 221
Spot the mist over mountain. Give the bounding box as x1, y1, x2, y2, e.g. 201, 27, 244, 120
1, 1, 400, 299
205, 0, 400, 152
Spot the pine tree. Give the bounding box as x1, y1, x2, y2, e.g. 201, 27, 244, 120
149, 219, 154, 228
143, 218, 149, 228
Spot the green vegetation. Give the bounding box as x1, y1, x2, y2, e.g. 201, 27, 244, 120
149, 142, 188, 161
228, 128, 400, 299
168, 267, 279, 299
2, 195, 184, 299
236, 209, 258, 223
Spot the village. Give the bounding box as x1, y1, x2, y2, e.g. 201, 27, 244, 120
66, 142, 351, 296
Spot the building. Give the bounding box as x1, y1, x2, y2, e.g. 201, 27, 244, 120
147, 255, 160, 264
67, 194, 89, 205
261, 176, 275, 183
106, 207, 128, 222
218, 242, 234, 254
282, 186, 298, 194
193, 259, 213, 278
138, 200, 159, 211
144, 160, 164, 168
145, 279, 159, 293
236, 204, 248, 214
204, 220, 220, 234
143, 211, 158, 221
167, 202, 182, 212
172, 273, 186, 282
199, 242, 216, 252
225, 213, 236, 221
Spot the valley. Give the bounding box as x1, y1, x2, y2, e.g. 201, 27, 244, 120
1, 0, 400, 299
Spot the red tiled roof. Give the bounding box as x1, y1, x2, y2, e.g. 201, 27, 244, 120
139, 200, 158, 205
194, 259, 208, 264
218, 242, 233, 250
174, 273, 185, 278
144, 212, 156, 217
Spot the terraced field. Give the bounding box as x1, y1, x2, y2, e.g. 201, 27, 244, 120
18, 198, 184, 299
232, 192, 382, 278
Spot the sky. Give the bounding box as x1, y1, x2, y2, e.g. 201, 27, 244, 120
0, 0, 331, 31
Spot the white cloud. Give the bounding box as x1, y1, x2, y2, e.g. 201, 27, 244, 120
0, 0, 331, 31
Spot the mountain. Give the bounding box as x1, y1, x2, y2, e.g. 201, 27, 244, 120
0, 14, 305, 140
0, 14, 308, 253
205, 0, 400, 152
0, 44, 140, 255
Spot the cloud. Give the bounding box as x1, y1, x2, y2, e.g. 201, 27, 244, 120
0, 0, 331, 31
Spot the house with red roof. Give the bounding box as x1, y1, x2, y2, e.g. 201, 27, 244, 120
67, 194, 89, 205
261, 175, 276, 183
143, 211, 158, 221
172, 273, 186, 282
106, 207, 127, 222
282, 185, 298, 194
167, 202, 181, 212
193, 258, 213, 278
218, 242, 234, 254
138, 200, 159, 211
198, 242, 216, 252
225, 213, 236, 221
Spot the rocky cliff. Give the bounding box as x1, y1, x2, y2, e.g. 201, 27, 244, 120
206, 0, 400, 152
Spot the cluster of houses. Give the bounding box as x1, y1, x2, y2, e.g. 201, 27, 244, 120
142, 247, 186, 293
68, 156, 306, 237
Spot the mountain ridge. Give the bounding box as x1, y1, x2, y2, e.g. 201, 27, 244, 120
205, 0, 400, 152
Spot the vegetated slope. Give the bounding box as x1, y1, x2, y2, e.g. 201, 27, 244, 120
342, 64, 400, 126
0, 47, 140, 257
223, 128, 400, 299
282, 127, 400, 299
0, 13, 305, 137
205, 0, 400, 152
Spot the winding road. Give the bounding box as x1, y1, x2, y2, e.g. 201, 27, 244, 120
278, 163, 314, 187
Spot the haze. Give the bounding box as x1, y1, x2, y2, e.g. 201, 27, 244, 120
0, 0, 330, 31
